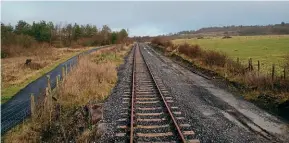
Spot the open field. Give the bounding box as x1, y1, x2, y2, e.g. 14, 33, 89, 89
173, 35, 289, 75
1, 47, 96, 103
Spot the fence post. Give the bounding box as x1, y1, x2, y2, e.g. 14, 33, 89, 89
46, 75, 51, 93
45, 87, 52, 127
248, 58, 251, 71
65, 64, 68, 75
237, 57, 239, 64
272, 64, 275, 81
224, 62, 228, 79
250, 58, 254, 71
62, 67, 65, 80
77, 55, 80, 64
56, 75, 60, 88
30, 93, 35, 119
257, 60, 260, 72
284, 67, 286, 80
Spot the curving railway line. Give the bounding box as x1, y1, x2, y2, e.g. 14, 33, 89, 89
115, 43, 200, 143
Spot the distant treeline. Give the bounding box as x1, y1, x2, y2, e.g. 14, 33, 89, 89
1, 20, 130, 58
175, 22, 289, 36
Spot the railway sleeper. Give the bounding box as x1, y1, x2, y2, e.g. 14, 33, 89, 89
135, 133, 178, 142
135, 97, 159, 101
135, 109, 163, 114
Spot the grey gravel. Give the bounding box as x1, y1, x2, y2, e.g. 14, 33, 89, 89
99, 48, 134, 143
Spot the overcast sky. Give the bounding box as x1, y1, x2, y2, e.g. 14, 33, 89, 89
1, 1, 289, 36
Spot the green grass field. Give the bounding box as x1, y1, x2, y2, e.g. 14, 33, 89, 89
173, 35, 289, 75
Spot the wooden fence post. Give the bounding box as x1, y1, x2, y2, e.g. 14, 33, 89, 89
257, 60, 260, 72
272, 64, 275, 81
224, 62, 228, 79
46, 75, 51, 93
248, 58, 251, 71
45, 86, 52, 127
62, 67, 65, 80
284, 67, 286, 80
56, 75, 60, 88
250, 58, 254, 71
30, 93, 35, 119
237, 57, 239, 64
65, 64, 68, 75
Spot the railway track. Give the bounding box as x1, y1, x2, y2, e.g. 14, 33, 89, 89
115, 43, 200, 143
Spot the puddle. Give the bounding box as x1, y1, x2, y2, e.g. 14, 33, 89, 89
196, 76, 285, 135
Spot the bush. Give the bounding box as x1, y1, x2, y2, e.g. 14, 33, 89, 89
226, 59, 247, 75
178, 43, 202, 58
203, 50, 227, 67
15, 34, 36, 48
222, 36, 232, 39
243, 72, 272, 89
151, 37, 173, 47
197, 36, 204, 39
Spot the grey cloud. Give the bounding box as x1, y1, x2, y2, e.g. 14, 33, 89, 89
2, 1, 289, 36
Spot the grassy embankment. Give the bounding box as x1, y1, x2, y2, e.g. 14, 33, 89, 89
1, 46, 98, 103
2, 44, 131, 142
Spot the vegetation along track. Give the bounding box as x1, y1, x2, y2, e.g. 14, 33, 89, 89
115, 43, 200, 142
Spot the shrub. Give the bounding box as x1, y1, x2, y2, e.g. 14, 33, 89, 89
151, 37, 173, 47
197, 36, 204, 39
178, 43, 202, 58
222, 36, 232, 39
243, 72, 272, 89
203, 50, 227, 67
15, 34, 36, 48
226, 59, 247, 75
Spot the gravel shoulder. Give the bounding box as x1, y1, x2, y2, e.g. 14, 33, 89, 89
141, 43, 289, 143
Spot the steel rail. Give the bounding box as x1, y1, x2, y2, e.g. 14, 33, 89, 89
139, 43, 187, 142
130, 44, 137, 143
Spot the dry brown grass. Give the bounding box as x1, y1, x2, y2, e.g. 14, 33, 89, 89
2, 44, 132, 142
60, 56, 117, 107
1, 46, 95, 103
1, 47, 83, 88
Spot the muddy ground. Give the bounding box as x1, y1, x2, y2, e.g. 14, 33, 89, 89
100, 43, 289, 143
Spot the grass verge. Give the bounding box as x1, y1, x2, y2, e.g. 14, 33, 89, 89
2, 44, 131, 142
1, 47, 97, 103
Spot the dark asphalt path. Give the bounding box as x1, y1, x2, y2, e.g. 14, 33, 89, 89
1, 46, 109, 134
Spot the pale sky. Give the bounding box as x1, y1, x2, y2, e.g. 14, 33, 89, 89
1, 1, 289, 36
